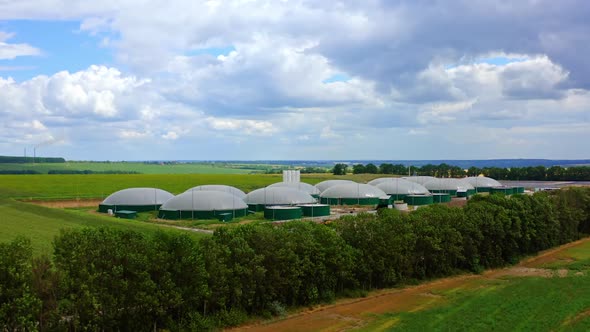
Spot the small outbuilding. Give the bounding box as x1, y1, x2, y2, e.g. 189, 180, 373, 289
99, 188, 174, 213
158, 190, 248, 220
320, 183, 387, 205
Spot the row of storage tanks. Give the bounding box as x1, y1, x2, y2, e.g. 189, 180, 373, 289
98, 176, 524, 221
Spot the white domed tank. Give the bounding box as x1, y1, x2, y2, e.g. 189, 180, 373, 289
367, 177, 397, 186
185, 184, 246, 199
159, 190, 248, 220
314, 180, 356, 193
465, 176, 502, 193
99, 188, 174, 213
244, 187, 316, 211
267, 182, 321, 197
320, 183, 387, 205
403, 176, 437, 186
376, 178, 430, 200
423, 178, 475, 197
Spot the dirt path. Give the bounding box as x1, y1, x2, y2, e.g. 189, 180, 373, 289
25, 199, 103, 208
233, 237, 590, 332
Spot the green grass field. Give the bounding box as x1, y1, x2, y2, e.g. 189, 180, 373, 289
357, 241, 590, 332
0, 161, 273, 174
0, 198, 208, 254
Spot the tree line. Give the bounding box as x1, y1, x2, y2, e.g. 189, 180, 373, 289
332, 162, 590, 181
0, 156, 66, 164
2, 188, 590, 330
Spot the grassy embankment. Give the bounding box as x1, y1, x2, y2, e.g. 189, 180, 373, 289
356, 240, 590, 331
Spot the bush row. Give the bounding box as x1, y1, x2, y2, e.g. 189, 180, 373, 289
1, 188, 589, 330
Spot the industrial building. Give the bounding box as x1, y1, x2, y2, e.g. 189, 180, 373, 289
98, 188, 174, 213
158, 190, 248, 220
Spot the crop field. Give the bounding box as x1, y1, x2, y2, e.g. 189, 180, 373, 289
244, 238, 590, 332
0, 161, 273, 174
0, 198, 208, 254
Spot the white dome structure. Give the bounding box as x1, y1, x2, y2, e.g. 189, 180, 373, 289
376, 178, 430, 198
320, 183, 387, 205
423, 178, 475, 197
185, 185, 246, 199
367, 177, 398, 186
267, 182, 321, 196
159, 191, 248, 219
314, 180, 356, 193
99, 188, 174, 212
403, 176, 437, 186
244, 187, 316, 209
465, 176, 502, 192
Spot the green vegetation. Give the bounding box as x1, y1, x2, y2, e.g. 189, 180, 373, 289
1, 188, 589, 330
0, 198, 208, 254
0, 161, 268, 175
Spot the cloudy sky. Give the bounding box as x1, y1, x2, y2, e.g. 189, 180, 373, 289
1, 0, 589, 160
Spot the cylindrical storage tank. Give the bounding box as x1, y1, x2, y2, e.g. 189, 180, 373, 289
244, 187, 316, 207
314, 180, 356, 193
185, 185, 246, 199
403, 176, 437, 186
158, 191, 248, 220
264, 206, 302, 221
490, 187, 512, 195
376, 178, 430, 201
432, 193, 451, 203
465, 176, 502, 193
320, 183, 387, 206
368, 177, 397, 186
403, 195, 434, 206
514, 186, 525, 194
297, 204, 330, 217
99, 188, 174, 213
267, 182, 321, 197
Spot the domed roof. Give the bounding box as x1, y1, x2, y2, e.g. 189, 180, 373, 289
465, 176, 502, 188
101, 188, 174, 206
320, 183, 387, 199
367, 177, 397, 186
244, 187, 316, 205
423, 178, 475, 191
403, 176, 437, 185
314, 180, 357, 193
267, 182, 320, 195
376, 178, 430, 195
160, 191, 247, 211
185, 185, 246, 199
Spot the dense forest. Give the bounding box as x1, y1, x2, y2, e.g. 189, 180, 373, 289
1, 188, 590, 330
337, 162, 590, 181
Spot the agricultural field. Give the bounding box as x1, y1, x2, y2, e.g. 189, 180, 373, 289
0, 197, 208, 254
244, 238, 590, 332
0, 161, 276, 174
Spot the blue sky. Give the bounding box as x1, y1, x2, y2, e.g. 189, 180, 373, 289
0, 1, 589, 160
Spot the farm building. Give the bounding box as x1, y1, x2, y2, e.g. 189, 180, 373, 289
464, 176, 502, 192
314, 179, 356, 193
403, 176, 437, 186
375, 178, 430, 200
267, 182, 321, 197
98, 188, 174, 213
158, 190, 248, 220
244, 187, 316, 211
320, 183, 387, 205
423, 178, 475, 197
185, 184, 246, 199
